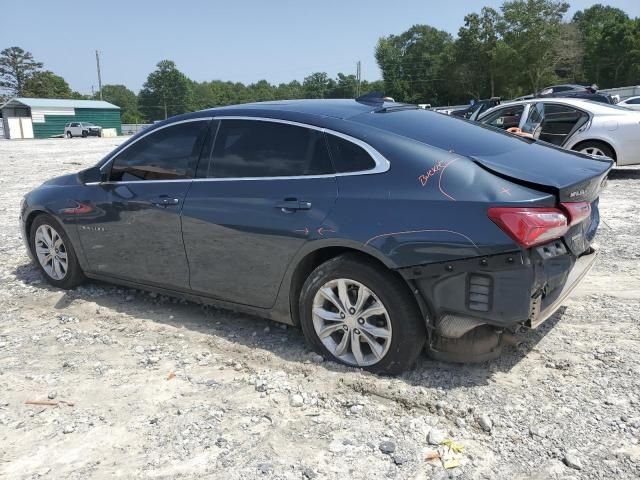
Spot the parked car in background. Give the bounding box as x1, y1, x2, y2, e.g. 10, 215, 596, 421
64, 122, 102, 138
618, 96, 640, 111
450, 97, 501, 119
21, 98, 611, 374
535, 84, 612, 104
477, 97, 640, 165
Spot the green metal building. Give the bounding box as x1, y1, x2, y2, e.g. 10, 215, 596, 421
0, 97, 121, 139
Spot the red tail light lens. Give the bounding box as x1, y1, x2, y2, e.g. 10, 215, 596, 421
488, 207, 569, 248
561, 202, 591, 226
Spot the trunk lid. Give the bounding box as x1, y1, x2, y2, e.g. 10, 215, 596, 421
469, 145, 612, 203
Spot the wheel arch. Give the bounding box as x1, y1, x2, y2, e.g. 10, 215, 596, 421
570, 138, 617, 162
24, 209, 48, 243
285, 241, 422, 327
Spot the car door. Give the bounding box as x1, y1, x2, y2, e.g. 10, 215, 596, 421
479, 105, 526, 130
522, 102, 589, 146
181, 118, 338, 308
76, 119, 210, 289
70, 122, 81, 136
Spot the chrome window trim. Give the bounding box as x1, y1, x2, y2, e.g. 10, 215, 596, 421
99, 117, 213, 173
94, 115, 390, 185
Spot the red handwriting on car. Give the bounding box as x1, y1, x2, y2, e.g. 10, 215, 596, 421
418, 160, 447, 187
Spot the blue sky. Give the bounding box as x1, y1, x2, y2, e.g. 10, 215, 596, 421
2, 0, 639, 95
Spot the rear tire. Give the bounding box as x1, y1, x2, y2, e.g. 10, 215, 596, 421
299, 254, 425, 375
574, 141, 615, 161
66, 131, 72, 138
29, 214, 85, 289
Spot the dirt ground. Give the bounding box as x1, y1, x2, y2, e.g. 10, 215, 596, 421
0, 137, 639, 480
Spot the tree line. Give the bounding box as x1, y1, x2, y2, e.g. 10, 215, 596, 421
376, 1, 640, 105
1, 1, 639, 122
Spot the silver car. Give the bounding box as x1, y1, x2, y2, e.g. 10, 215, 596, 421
64, 122, 102, 138
618, 96, 640, 111
477, 98, 640, 166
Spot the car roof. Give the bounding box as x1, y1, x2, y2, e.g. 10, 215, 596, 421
481, 97, 634, 118
201, 99, 402, 120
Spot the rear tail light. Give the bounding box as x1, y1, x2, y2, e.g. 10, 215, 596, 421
561, 202, 591, 226
488, 202, 591, 248
488, 207, 568, 247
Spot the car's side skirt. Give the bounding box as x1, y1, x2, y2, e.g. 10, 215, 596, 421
83, 271, 292, 325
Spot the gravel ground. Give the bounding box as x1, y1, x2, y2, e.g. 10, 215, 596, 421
0, 138, 639, 480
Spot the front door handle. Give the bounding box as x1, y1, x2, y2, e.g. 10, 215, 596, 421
152, 196, 180, 207
275, 199, 312, 212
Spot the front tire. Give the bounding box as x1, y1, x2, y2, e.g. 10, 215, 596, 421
30, 214, 85, 289
81, 130, 88, 138
299, 254, 425, 374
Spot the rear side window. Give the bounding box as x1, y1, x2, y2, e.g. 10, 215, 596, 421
326, 134, 376, 172
110, 121, 209, 181
208, 120, 333, 178
481, 105, 525, 130
628, 98, 640, 105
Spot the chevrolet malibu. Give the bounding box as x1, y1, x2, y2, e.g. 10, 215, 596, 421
20, 97, 612, 374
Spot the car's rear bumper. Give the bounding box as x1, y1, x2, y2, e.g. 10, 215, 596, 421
398, 242, 597, 333
529, 246, 596, 327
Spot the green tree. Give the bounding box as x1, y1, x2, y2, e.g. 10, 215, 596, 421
328, 73, 358, 98
573, 4, 634, 87
303, 72, 335, 98
456, 8, 506, 99
0, 46, 43, 97
98, 84, 141, 123
138, 60, 194, 121
22, 71, 73, 98
375, 25, 455, 104
275, 80, 303, 100
499, 0, 572, 93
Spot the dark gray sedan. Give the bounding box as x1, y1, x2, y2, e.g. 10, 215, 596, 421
20, 97, 611, 374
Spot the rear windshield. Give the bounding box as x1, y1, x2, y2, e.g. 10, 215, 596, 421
351, 109, 531, 156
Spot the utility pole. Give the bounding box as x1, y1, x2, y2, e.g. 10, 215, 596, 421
163, 93, 168, 120
356, 60, 362, 97
95, 50, 103, 100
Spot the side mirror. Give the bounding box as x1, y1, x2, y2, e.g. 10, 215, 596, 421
79, 166, 107, 184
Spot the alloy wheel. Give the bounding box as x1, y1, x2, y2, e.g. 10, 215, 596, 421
34, 224, 68, 280
312, 278, 392, 367
580, 146, 607, 157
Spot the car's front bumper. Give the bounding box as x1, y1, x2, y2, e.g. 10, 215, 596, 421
398, 242, 597, 332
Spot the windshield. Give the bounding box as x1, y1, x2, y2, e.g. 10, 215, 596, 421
83, 122, 95, 126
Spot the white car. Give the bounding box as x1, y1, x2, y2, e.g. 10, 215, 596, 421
618, 96, 640, 111
64, 122, 102, 138
476, 98, 640, 165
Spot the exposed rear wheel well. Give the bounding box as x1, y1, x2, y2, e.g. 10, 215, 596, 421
288, 247, 418, 326
571, 139, 617, 162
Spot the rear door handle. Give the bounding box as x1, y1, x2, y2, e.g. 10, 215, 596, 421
152, 196, 180, 207
275, 199, 312, 212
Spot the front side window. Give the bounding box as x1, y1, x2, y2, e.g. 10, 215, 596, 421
208, 120, 333, 178
71, 122, 80, 127
481, 105, 524, 130
326, 134, 376, 172
628, 98, 640, 105
109, 120, 209, 181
